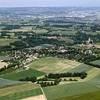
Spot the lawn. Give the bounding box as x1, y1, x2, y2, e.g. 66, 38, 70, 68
29, 57, 81, 73
0, 68, 45, 81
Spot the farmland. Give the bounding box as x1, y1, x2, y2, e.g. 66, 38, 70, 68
0, 68, 45, 80
90, 60, 100, 66
0, 38, 17, 46
0, 7, 100, 100
42, 64, 100, 100
0, 83, 42, 100
29, 57, 81, 73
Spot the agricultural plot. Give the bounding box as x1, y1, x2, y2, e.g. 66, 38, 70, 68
0, 68, 45, 81
69, 64, 93, 72
0, 83, 42, 100
0, 78, 21, 88
0, 39, 17, 46
49, 30, 76, 35
43, 80, 100, 100
0, 28, 48, 34
43, 66, 100, 100
32, 29, 48, 34
29, 57, 81, 73
90, 60, 100, 66
56, 90, 100, 100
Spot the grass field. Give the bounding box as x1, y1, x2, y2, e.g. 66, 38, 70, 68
56, 90, 100, 100
69, 64, 93, 72
0, 83, 42, 100
28, 57, 100, 100
43, 81, 100, 100
90, 60, 100, 66
0, 68, 45, 80
0, 38, 17, 46
43, 66, 100, 100
29, 57, 81, 73
0, 57, 99, 100
0, 78, 21, 88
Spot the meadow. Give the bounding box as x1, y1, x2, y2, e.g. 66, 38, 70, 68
0, 68, 45, 81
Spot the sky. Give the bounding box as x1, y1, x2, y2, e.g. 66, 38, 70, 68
0, 0, 100, 7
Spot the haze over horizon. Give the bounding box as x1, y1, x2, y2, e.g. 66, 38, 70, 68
0, 0, 100, 7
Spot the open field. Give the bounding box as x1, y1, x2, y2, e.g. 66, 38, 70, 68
28, 57, 100, 100
0, 68, 45, 80
56, 90, 100, 100
0, 38, 17, 46
0, 78, 21, 87
29, 57, 81, 73
43, 81, 100, 100
22, 95, 45, 100
0, 57, 99, 100
0, 28, 48, 34
43, 66, 100, 100
90, 60, 100, 66
69, 64, 93, 72
0, 83, 42, 100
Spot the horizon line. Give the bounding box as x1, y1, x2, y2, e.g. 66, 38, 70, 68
0, 6, 100, 8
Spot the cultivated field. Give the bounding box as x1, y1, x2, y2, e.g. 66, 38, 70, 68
0, 57, 99, 100
43, 67, 100, 100
0, 83, 42, 100
90, 60, 100, 66
29, 57, 81, 73
0, 68, 45, 80
0, 38, 17, 46
22, 95, 45, 100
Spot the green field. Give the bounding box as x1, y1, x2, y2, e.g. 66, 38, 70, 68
0, 78, 21, 87
43, 81, 100, 100
90, 60, 100, 66
69, 64, 93, 72
0, 57, 99, 100
28, 57, 100, 100
43, 66, 100, 100
0, 38, 17, 46
29, 57, 81, 73
0, 68, 45, 80
56, 90, 100, 100
0, 83, 42, 100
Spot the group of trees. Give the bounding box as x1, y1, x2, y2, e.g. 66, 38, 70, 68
46, 72, 87, 79
37, 78, 61, 87
19, 76, 37, 82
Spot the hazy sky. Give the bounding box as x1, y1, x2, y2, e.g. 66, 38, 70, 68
0, 0, 100, 7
